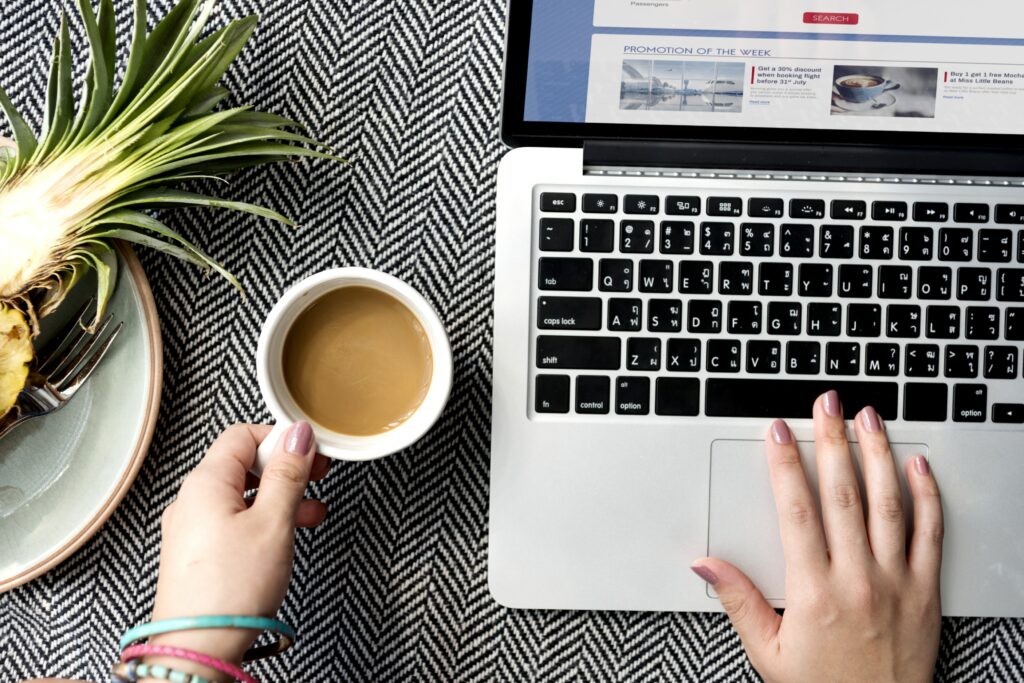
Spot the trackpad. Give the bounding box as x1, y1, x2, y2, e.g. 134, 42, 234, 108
708, 439, 928, 601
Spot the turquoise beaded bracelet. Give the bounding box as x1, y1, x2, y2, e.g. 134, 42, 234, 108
111, 660, 213, 683
120, 616, 295, 661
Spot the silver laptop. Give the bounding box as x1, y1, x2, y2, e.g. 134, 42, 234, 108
489, 0, 1024, 616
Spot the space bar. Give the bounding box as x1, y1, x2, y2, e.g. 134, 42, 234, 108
705, 379, 899, 420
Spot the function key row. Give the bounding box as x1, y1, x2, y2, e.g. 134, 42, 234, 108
539, 193, 1024, 223
536, 335, 1023, 381
534, 374, 1023, 424
541, 219, 1024, 263
538, 257, 1024, 302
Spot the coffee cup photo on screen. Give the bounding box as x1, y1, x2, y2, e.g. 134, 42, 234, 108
831, 65, 939, 117
620, 59, 746, 113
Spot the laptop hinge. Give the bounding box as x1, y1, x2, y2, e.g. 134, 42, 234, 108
583, 139, 1024, 179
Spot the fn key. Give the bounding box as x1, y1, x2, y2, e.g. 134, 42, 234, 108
535, 375, 569, 413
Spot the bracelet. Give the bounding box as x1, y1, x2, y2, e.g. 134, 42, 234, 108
118, 644, 258, 683
120, 616, 295, 661
111, 660, 213, 683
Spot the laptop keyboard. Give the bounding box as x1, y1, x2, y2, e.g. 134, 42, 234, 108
530, 186, 1024, 424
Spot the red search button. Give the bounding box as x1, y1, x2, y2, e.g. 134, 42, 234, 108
803, 12, 859, 25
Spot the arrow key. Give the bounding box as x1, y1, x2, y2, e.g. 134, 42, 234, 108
993, 403, 1024, 424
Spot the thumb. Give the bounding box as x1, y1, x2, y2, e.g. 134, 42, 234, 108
253, 421, 316, 523
692, 557, 780, 662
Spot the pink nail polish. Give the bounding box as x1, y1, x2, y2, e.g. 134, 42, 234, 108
823, 390, 841, 417
861, 406, 882, 433
691, 565, 719, 585
915, 455, 930, 475
286, 421, 314, 456
770, 419, 793, 445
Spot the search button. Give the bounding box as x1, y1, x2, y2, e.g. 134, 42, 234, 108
803, 12, 859, 25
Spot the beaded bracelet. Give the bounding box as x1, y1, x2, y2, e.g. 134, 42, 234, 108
120, 615, 295, 661
111, 659, 213, 683
119, 644, 258, 683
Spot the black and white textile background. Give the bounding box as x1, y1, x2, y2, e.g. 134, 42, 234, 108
1, 1, 1023, 680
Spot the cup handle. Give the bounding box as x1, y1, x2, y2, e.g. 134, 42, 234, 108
252, 421, 293, 477
884, 81, 901, 92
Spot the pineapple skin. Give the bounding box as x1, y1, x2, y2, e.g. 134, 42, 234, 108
0, 307, 33, 417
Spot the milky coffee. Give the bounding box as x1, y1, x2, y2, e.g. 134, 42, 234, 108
282, 286, 433, 436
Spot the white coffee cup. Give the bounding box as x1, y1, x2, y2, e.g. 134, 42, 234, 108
253, 267, 453, 474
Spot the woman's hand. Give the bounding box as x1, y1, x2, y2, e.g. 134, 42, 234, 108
145, 423, 331, 679
692, 390, 943, 683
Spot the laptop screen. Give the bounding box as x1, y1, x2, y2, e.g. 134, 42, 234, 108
521, 0, 1024, 137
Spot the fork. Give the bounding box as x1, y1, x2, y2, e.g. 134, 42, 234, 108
0, 299, 123, 440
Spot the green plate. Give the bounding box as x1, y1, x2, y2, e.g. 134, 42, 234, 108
0, 245, 162, 592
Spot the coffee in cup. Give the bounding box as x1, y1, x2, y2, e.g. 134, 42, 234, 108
281, 285, 433, 436
840, 76, 882, 88
834, 73, 900, 103
254, 268, 452, 473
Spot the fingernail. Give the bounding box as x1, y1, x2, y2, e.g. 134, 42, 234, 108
915, 455, 930, 476
770, 419, 793, 445
823, 390, 841, 417
286, 421, 314, 456
691, 565, 718, 586
860, 406, 882, 433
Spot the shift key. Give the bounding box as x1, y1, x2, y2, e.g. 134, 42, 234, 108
537, 336, 621, 370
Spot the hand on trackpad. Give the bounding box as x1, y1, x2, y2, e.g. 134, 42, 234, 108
691, 391, 943, 682
707, 439, 928, 601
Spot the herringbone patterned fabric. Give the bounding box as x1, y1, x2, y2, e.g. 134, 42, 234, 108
1, 1, 1022, 681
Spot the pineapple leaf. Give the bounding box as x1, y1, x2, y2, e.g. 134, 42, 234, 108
154, 142, 338, 176
125, 107, 245, 167
106, 188, 295, 225
42, 33, 61, 140
88, 209, 241, 290
35, 14, 75, 161
73, 0, 116, 142
162, 128, 327, 162
226, 111, 307, 131
98, 0, 117, 76
183, 85, 232, 120
131, 0, 201, 102
101, 229, 212, 272
98, 0, 147, 132
0, 87, 38, 166
74, 243, 118, 326
183, 17, 257, 105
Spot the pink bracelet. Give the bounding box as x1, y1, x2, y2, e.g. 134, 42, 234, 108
120, 644, 259, 683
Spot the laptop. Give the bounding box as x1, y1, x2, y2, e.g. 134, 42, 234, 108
488, 0, 1024, 617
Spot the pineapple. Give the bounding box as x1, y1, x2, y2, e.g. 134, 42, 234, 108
0, 308, 33, 417
0, 0, 333, 416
